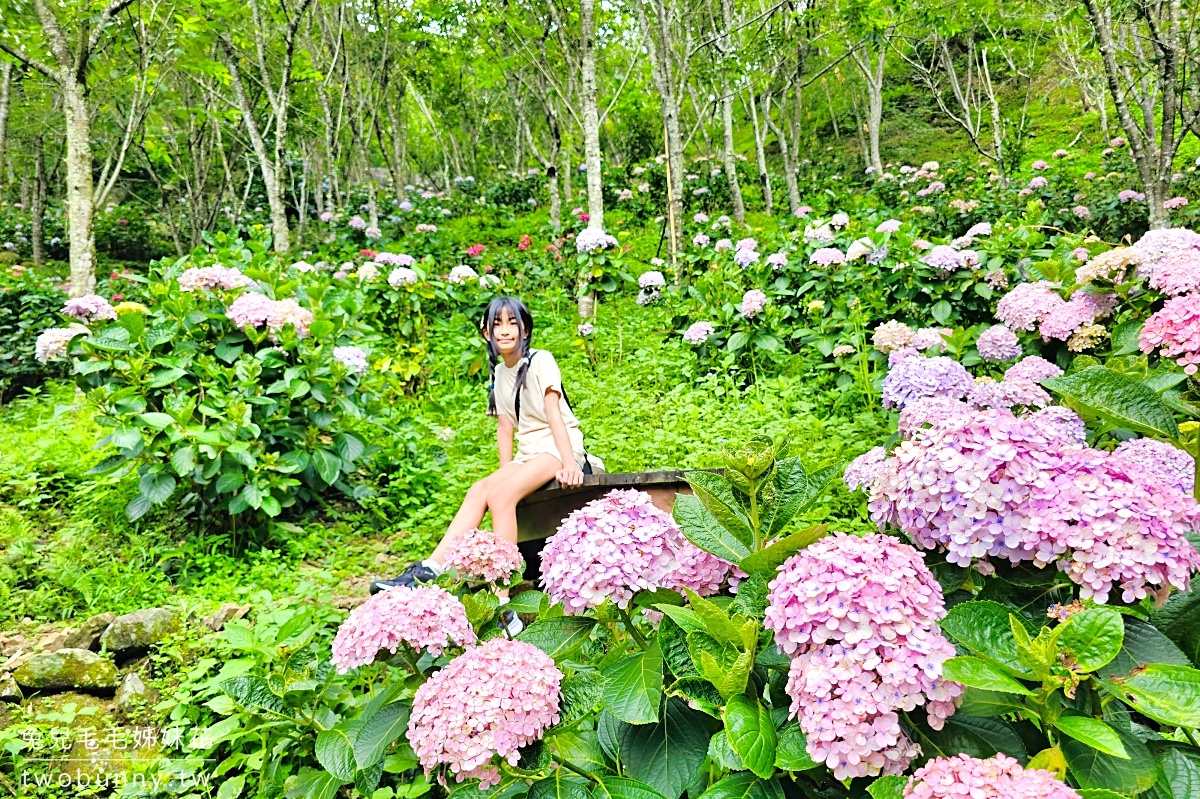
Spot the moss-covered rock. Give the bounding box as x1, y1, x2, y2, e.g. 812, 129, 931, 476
12, 649, 120, 692
63, 612, 115, 650
99, 608, 178, 656
0, 672, 21, 703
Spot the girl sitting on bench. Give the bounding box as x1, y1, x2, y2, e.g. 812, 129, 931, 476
371, 296, 603, 594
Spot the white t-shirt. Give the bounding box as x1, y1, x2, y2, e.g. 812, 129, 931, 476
490, 350, 590, 467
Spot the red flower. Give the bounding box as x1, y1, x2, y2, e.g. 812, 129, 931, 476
466, 244, 486, 257
117, 219, 128, 226
359, 248, 377, 258
579, 213, 590, 223
518, 234, 532, 251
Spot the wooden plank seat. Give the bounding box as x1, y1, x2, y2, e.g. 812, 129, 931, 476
515, 471, 694, 583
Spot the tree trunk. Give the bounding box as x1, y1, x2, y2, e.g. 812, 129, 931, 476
31, 137, 46, 265
762, 93, 800, 213
547, 165, 562, 230
636, 0, 685, 257
718, 0, 745, 224
0, 63, 11, 190
579, 0, 605, 232
63, 80, 97, 296
748, 91, 771, 216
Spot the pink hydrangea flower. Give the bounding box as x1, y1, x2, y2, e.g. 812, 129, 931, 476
1165, 197, 1190, 211
995, 281, 1063, 331
921, 245, 963, 271
408, 638, 562, 788
1005, 355, 1064, 384
35, 324, 90, 362
683, 321, 715, 344
1031, 159, 1049, 170
810, 247, 846, 267
905, 754, 1081, 799
976, 325, 1022, 362
178, 266, 255, 292
540, 489, 731, 612
1027, 406, 1088, 446
844, 447, 888, 492
911, 327, 952, 351
741, 289, 768, 318
1140, 294, 1200, 373
331, 585, 476, 672
764, 533, 962, 780
62, 294, 118, 323
442, 528, 524, 583
389, 267, 419, 287
898, 396, 976, 438
876, 219, 901, 233
1147, 250, 1200, 296
1112, 437, 1195, 495
333, 346, 368, 375
1039, 292, 1115, 341
872, 320, 916, 353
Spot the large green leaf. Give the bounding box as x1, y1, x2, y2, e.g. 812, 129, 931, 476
1063, 725, 1157, 794
554, 730, 611, 776
673, 494, 751, 563
284, 769, 342, 799
942, 716, 1028, 762
696, 773, 783, 799
1108, 664, 1200, 727
1059, 608, 1124, 673
591, 777, 667, 799
1156, 743, 1200, 799
530, 773, 593, 799
555, 671, 608, 732
685, 471, 755, 548
1099, 618, 1191, 679
1150, 590, 1200, 665
736, 525, 828, 578
723, 695, 777, 778
602, 643, 664, 725
519, 617, 597, 660
1043, 366, 1179, 439
1052, 716, 1128, 758
865, 776, 908, 799
956, 688, 1028, 718
774, 722, 818, 771
354, 703, 409, 770
763, 457, 835, 537
940, 601, 1034, 677
315, 727, 358, 782
615, 699, 713, 799
942, 656, 1034, 695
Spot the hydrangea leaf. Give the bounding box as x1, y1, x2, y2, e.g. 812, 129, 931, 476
1058, 608, 1124, 673
673, 494, 751, 563
591, 777, 667, 799
694, 772, 783, 799
865, 776, 907, 799
353, 702, 410, 770
1098, 619, 1190, 679
315, 726, 358, 782
1156, 743, 1200, 799
1150, 590, 1200, 665
284, 769, 341, 799
552, 671, 608, 733
942, 656, 1034, 695
518, 617, 597, 660
1062, 725, 1157, 794
722, 695, 777, 778
615, 699, 714, 799
554, 730, 612, 776
666, 678, 723, 718
529, 772, 593, 799
601, 642, 664, 725
956, 688, 1028, 718
774, 722, 818, 771
1043, 366, 1179, 440
736, 525, 828, 578
658, 618, 699, 679
765, 458, 837, 537
684, 471, 755, 547
1106, 664, 1200, 728
1053, 716, 1128, 759
940, 600, 1036, 678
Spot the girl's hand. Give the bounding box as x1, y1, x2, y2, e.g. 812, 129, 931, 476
556, 466, 585, 488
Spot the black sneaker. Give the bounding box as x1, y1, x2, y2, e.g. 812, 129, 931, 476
369, 563, 438, 595
498, 609, 524, 638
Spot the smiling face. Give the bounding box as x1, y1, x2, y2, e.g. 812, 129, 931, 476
486, 307, 523, 360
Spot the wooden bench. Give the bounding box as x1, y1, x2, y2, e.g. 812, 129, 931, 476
515, 471, 694, 582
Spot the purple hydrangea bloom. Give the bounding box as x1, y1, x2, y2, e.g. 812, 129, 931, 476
844, 447, 889, 492
976, 325, 1022, 362
332, 346, 368, 374
741, 289, 768, 318
995, 282, 1064, 331
62, 294, 118, 323
575, 228, 619, 253
881, 355, 974, 409
921, 245, 963, 271
734, 248, 760, 267
683, 321, 714, 344
810, 247, 846, 267
1111, 438, 1194, 494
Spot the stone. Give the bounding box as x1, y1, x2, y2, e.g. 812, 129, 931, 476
0, 672, 21, 703
25, 692, 115, 728
12, 648, 120, 692
202, 603, 251, 632
63, 612, 116, 650
115, 673, 147, 714
99, 608, 178, 657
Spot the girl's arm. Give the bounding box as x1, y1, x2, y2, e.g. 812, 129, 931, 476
497, 414, 515, 466
543, 388, 584, 487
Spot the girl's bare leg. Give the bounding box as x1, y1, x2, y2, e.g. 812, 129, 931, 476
485, 453, 563, 545
428, 462, 527, 563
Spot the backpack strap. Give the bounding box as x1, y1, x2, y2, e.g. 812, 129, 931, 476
512, 351, 594, 475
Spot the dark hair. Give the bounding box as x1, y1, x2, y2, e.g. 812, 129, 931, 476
480, 297, 534, 416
